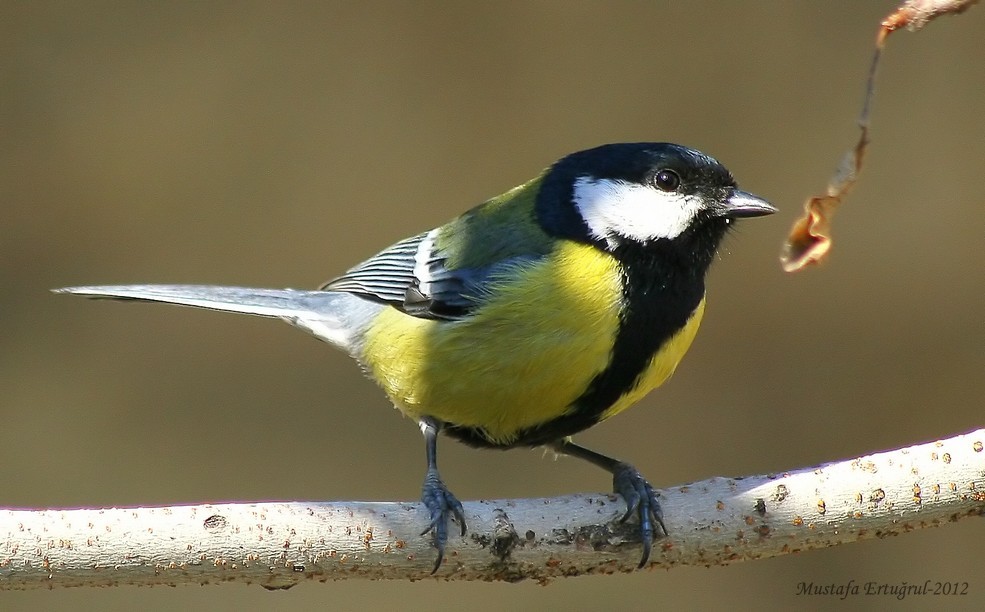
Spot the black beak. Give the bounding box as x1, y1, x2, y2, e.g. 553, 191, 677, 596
723, 190, 777, 218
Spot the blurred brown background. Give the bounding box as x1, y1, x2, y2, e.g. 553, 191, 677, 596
3, 1, 983, 610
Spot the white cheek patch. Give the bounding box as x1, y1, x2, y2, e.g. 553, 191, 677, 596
573, 176, 702, 246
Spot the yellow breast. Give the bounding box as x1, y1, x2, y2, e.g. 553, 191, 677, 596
359, 241, 703, 444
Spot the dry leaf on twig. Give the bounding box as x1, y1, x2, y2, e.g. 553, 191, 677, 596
780, 0, 978, 272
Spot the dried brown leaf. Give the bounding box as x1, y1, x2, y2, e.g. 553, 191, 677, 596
780, 126, 869, 272
780, 0, 978, 272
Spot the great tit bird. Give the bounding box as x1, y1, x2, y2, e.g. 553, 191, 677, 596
57, 142, 775, 571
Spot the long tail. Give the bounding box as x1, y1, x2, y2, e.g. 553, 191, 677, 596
54, 284, 380, 351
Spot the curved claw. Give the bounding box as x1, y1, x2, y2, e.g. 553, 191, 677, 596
421, 468, 466, 573
612, 462, 667, 568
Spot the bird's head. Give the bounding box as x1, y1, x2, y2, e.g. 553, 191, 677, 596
536, 143, 775, 260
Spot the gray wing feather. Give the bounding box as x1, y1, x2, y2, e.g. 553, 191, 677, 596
321, 231, 533, 320
322, 233, 424, 304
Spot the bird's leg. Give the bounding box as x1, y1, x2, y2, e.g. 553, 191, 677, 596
550, 437, 667, 568
418, 417, 466, 573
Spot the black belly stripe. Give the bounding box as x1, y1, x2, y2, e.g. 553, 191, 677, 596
444, 239, 709, 449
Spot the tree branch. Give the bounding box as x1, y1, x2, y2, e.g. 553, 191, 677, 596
2, 428, 982, 590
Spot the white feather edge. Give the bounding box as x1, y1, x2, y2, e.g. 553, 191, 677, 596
412, 228, 440, 296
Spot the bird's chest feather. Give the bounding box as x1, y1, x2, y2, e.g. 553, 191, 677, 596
359, 241, 703, 445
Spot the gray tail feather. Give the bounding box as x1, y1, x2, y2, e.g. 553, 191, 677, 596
53, 284, 376, 350
54, 284, 328, 318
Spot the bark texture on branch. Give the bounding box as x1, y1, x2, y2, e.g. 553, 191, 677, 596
1, 429, 983, 589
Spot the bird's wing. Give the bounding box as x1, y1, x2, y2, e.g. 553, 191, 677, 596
323, 176, 553, 321
322, 228, 543, 321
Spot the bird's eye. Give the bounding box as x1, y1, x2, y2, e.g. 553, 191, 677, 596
652, 169, 681, 192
